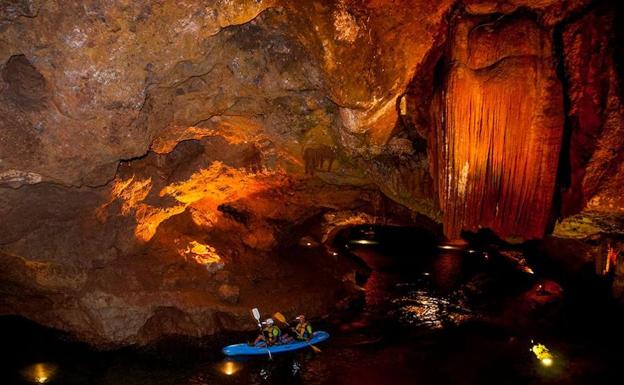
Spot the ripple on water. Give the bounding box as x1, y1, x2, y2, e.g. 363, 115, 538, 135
392, 281, 474, 330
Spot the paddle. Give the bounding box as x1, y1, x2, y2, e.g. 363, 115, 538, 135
251, 308, 272, 360
273, 312, 321, 353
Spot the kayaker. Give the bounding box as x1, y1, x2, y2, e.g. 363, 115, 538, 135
292, 315, 313, 341
253, 318, 281, 346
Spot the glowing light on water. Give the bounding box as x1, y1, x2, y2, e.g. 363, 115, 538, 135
437, 244, 462, 251
396, 287, 472, 329
531, 342, 554, 367
349, 239, 379, 245
219, 360, 241, 376
300, 236, 318, 248
21, 363, 57, 384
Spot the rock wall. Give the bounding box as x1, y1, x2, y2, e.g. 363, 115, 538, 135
0, 135, 384, 346
0, 0, 623, 346
549, 1, 624, 242
559, 2, 624, 216
0, 0, 450, 346
0, 0, 277, 186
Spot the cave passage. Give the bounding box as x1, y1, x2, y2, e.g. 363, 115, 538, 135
2, 225, 623, 385
1, 1, 623, 384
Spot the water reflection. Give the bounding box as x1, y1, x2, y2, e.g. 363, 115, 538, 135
393, 284, 473, 329
218, 359, 241, 376
431, 252, 463, 293
4, 226, 613, 385
21, 363, 57, 384
291, 360, 301, 376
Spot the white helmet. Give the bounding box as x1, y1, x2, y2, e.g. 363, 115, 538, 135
265, 318, 274, 325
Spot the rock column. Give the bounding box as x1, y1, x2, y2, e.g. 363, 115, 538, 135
432, 13, 564, 239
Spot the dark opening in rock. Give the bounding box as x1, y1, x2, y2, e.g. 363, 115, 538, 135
2, 54, 47, 109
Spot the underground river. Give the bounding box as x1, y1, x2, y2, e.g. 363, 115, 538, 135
1, 225, 623, 385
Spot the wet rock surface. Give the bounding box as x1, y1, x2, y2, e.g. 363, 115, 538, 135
431, 12, 564, 240
0, 0, 623, 347
559, 2, 624, 217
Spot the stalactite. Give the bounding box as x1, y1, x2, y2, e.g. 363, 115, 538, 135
434, 14, 564, 239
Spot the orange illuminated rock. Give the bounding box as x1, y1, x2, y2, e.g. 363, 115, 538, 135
281, 0, 454, 147
432, 14, 564, 240
217, 284, 240, 304
0, 0, 276, 186
559, 4, 624, 217
184, 241, 222, 267
0, 0, 622, 348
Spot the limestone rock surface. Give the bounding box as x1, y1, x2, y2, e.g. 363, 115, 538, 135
0, 0, 622, 347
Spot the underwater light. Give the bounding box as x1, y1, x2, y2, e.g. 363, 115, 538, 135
531, 342, 554, 368
437, 244, 462, 250
21, 363, 57, 384
349, 239, 379, 245
219, 360, 241, 376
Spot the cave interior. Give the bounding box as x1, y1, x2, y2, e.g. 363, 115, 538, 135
1, 0, 623, 384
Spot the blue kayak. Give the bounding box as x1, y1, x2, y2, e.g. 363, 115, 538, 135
222, 331, 330, 356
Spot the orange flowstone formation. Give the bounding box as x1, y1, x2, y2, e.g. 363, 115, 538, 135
432, 15, 564, 239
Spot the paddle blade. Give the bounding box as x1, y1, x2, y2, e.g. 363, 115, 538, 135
252, 308, 260, 322
273, 312, 287, 324
310, 344, 322, 353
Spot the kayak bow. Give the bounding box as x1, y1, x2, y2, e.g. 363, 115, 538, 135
222, 331, 330, 356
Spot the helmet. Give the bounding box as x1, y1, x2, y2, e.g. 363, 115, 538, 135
295, 315, 305, 321
265, 318, 274, 325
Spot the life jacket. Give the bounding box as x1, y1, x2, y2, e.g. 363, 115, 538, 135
263, 325, 281, 342
295, 321, 313, 339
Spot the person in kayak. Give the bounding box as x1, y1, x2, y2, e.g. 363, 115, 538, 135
253, 318, 281, 346
293, 315, 313, 341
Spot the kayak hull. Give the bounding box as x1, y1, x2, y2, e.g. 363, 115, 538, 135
222, 331, 329, 356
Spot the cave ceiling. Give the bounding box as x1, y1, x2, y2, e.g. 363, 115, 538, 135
0, 0, 622, 346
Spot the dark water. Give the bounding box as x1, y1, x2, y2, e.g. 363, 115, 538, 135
2, 225, 623, 385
